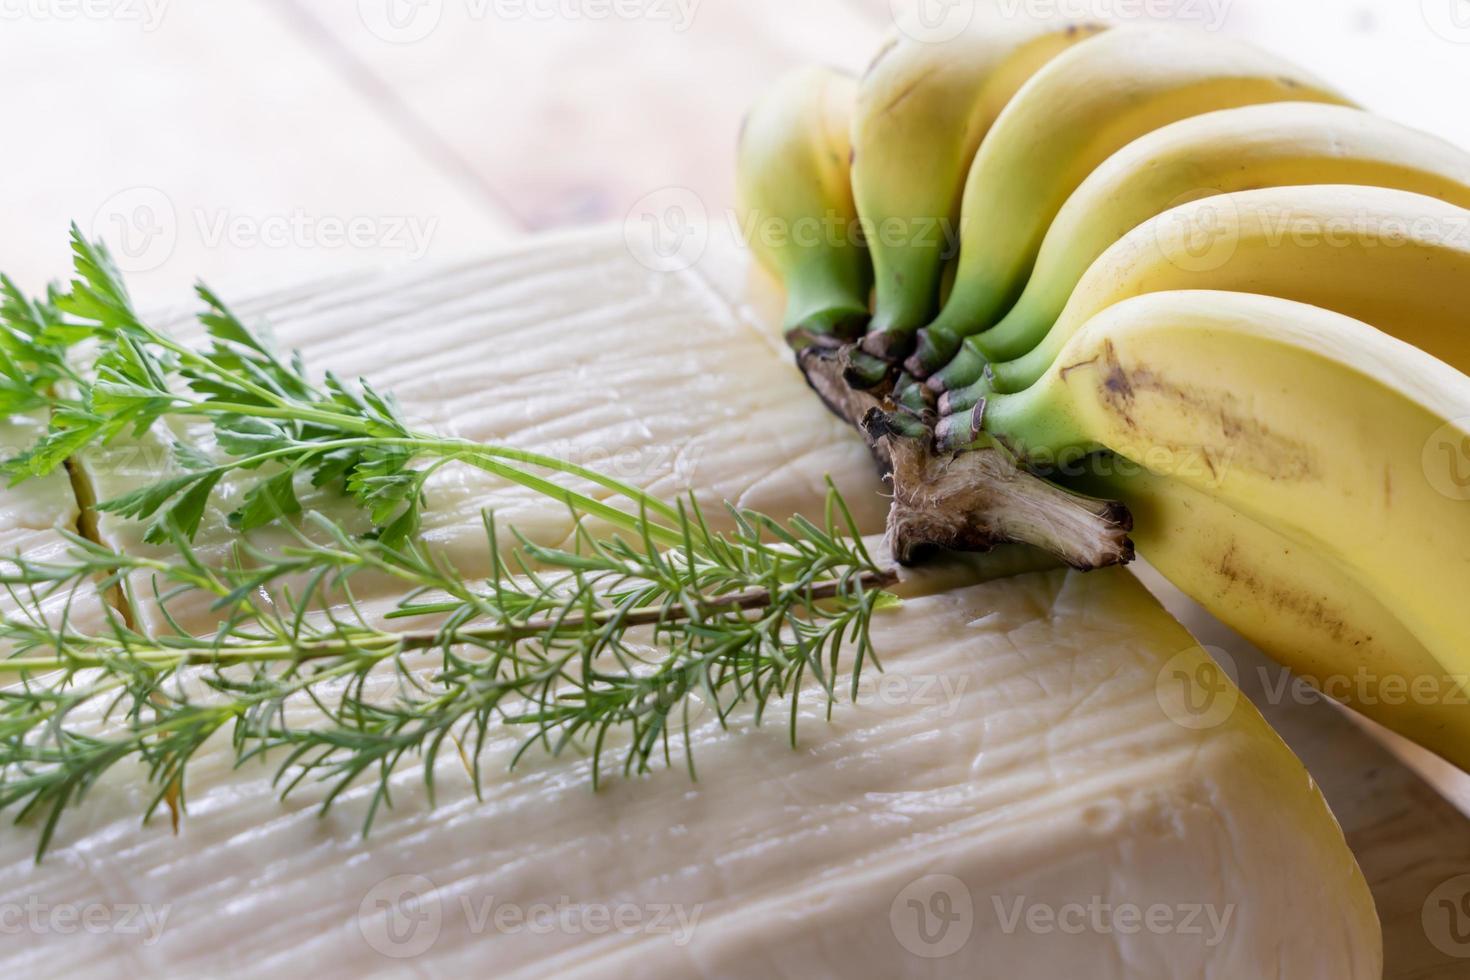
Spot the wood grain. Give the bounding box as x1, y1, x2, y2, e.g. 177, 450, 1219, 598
0, 2, 514, 307
2, 1, 1468, 973
274, 0, 884, 231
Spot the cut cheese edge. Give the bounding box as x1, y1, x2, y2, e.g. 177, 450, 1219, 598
0, 567, 1379, 978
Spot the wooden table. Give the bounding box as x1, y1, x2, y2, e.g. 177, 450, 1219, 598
3, 2, 1468, 975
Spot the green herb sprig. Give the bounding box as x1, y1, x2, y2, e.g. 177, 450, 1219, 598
5, 226, 691, 549
0, 229, 900, 859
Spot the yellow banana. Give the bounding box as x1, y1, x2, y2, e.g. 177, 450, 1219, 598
853, 14, 1106, 360
956, 185, 1470, 406
928, 103, 1470, 395
975, 290, 1470, 698
904, 24, 1351, 377
737, 67, 870, 349
1071, 464, 1470, 771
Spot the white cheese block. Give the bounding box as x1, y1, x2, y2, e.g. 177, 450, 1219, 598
76, 230, 888, 634
0, 413, 107, 640
16, 228, 1378, 978
0, 566, 1378, 978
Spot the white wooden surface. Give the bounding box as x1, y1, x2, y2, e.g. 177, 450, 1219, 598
2, 2, 1469, 976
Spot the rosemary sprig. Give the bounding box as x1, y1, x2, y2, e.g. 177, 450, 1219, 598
1, 494, 894, 859
0, 230, 902, 859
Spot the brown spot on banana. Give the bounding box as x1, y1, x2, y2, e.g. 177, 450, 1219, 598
1070, 339, 1317, 482
880, 65, 941, 115
1213, 542, 1363, 647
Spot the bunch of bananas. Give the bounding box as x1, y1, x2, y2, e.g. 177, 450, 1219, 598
736, 14, 1470, 770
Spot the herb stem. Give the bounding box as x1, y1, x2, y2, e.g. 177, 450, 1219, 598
2, 568, 897, 673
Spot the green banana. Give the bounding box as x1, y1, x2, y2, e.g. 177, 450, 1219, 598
927, 103, 1470, 395
737, 67, 870, 349
934, 184, 1470, 421
902, 24, 1350, 378
852, 13, 1106, 361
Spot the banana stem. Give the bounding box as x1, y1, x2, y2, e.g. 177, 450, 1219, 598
938, 377, 990, 418
904, 327, 961, 379
781, 258, 872, 350
862, 414, 1132, 569
892, 373, 936, 418
858, 318, 919, 362
925, 340, 987, 394
975, 297, 1050, 364
843, 347, 896, 389
977, 384, 1093, 464
798, 335, 1133, 572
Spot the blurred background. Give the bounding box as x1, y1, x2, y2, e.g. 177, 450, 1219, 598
3, 0, 1469, 307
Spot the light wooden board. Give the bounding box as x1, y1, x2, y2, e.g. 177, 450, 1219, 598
0, 1, 515, 308
272, 0, 884, 231
3, 1, 1469, 974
